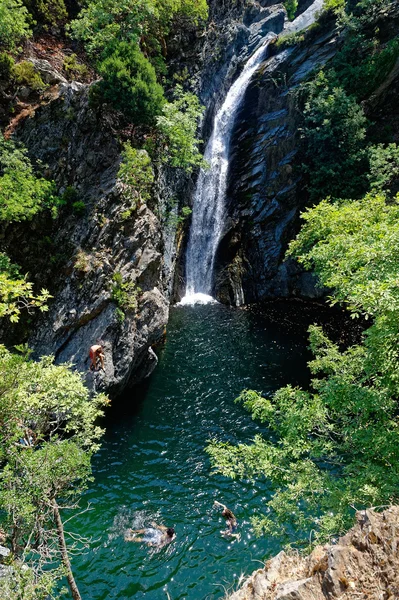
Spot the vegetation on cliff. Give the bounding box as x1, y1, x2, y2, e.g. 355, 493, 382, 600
208, 0, 399, 549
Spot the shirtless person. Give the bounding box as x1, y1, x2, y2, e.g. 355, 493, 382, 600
89, 344, 105, 371
125, 522, 175, 548
214, 501, 240, 539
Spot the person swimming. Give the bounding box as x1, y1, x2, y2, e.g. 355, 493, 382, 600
214, 501, 240, 538
125, 522, 175, 548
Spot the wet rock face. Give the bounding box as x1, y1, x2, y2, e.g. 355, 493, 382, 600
15, 84, 169, 395
227, 507, 399, 600
214, 27, 339, 305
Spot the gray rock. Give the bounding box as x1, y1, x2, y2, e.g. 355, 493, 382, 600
28, 59, 67, 85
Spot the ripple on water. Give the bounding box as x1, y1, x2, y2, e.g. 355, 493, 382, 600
70, 304, 314, 600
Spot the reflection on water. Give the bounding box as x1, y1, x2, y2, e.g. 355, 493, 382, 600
70, 303, 317, 600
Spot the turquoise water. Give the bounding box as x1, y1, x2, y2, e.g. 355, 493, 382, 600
71, 303, 314, 600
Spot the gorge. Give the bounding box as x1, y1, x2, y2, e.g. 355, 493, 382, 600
1, 0, 399, 599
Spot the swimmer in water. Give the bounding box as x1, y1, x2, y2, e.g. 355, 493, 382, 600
125, 522, 176, 547
214, 501, 240, 539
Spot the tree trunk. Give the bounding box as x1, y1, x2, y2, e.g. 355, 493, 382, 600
53, 500, 82, 600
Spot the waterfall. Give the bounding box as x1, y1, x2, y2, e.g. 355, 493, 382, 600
180, 35, 275, 306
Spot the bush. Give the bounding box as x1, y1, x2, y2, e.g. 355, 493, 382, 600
118, 143, 154, 214
63, 53, 89, 80
69, 0, 208, 57
331, 37, 399, 102
23, 0, 67, 27
0, 50, 14, 81
111, 271, 140, 321
301, 70, 368, 201
155, 85, 206, 172
0, 0, 31, 49
13, 60, 46, 90
284, 0, 298, 21
368, 143, 399, 193
322, 0, 345, 14
0, 134, 58, 222
90, 42, 165, 125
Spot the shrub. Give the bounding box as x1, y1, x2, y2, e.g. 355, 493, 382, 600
24, 0, 67, 27
90, 42, 165, 125
63, 53, 89, 80
368, 143, 399, 193
0, 134, 58, 222
331, 37, 399, 102
0, 51, 14, 81
301, 70, 368, 201
0, 0, 31, 50
284, 0, 298, 21
155, 85, 206, 172
118, 143, 154, 213
322, 0, 345, 14
111, 271, 140, 321
69, 0, 208, 57
13, 61, 46, 90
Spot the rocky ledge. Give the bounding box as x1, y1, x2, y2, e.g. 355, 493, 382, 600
228, 507, 399, 600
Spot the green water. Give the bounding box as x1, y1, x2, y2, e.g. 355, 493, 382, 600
71, 303, 315, 600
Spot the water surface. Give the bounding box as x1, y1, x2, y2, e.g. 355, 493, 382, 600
71, 303, 315, 600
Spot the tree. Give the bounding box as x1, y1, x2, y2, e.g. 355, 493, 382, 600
23, 0, 68, 28
368, 143, 399, 193
207, 193, 399, 548
301, 70, 368, 201
0, 134, 58, 223
90, 42, 165, 125
155, 85, 206, 172
69, 0, 208, 57
0, 346, 109, 599
118, 142, 154, 209
0, 253, 50, 322
0, 0, 31, 50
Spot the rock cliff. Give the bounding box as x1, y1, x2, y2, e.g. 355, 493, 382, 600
11, 83, 169, 395
227, 507, 399, 600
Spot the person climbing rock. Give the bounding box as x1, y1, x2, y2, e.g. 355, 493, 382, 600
125, 522, 176, 547
89, 344, 105, 371
214, 501, 240, 538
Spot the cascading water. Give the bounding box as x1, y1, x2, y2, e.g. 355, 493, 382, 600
180, 35, 275, 306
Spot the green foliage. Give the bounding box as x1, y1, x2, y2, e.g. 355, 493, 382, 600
111, 271, 141, 319
0, 346, 109, 589
63, 53, 89, 80
0, 0, 31, 50
155, 85, 206, 172
168, 204, 192, 227
284, 0, 298, 21
13, 60, 46, 90
0, 51, 14, 80
118, 143, 154, 216
0, 566, 60, 600
330, 37, 399, 102
322, 0, 345, 15
275, 30, 305, 49
301, 70, 368, 201
0, 252, 51, 322
288, 193, 399, 319
69, 0, 208, 57
0, 134, 58, 222
90, 42, 165, 125
208, 192, 399, 547
368, 144, 399, 192
24, 0, 67, 27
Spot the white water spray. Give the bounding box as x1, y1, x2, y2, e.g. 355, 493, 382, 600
181, 36, 274, 305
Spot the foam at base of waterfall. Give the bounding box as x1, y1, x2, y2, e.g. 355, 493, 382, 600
177, 293, 219, 306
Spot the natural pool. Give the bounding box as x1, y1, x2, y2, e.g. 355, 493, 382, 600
71, 302, 318, 600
